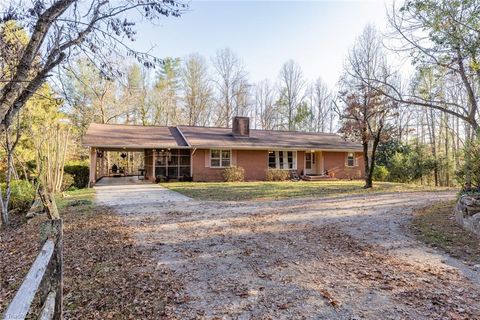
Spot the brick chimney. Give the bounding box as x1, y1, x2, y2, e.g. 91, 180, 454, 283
232, 116, 250, 137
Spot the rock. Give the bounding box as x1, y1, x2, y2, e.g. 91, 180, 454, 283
67, 199, 93, 207
473, 264, 480, 271
26, 209, 44, 219
455, 194, 480, 236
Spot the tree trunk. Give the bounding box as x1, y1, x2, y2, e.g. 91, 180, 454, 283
364, 170, 373, 189
38, 185, 60, 220
362, 140, 372, 188
1, 124, 19, 227
365, 137, 380, 189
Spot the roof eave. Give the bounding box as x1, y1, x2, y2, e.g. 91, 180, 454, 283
189, 145, 363, 152
83, 144, 191, 149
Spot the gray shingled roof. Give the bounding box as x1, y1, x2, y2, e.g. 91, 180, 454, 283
178, 126, 362, 151
82, 123, 188, 148
82, 123, 362, 151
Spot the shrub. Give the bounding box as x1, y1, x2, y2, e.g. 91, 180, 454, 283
373, 165, 389, 181
222, 166, 245, 182
265, 169, 290, 181
64, 163, 89, 188
62, 173, 75, 191
456, 138, 480, 192
0, 180, 35, 214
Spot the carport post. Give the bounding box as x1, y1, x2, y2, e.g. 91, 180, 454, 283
151, 149, 156, 183
89, 147, 97, 187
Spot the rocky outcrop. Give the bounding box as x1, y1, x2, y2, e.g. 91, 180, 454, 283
455, 194, 480, 236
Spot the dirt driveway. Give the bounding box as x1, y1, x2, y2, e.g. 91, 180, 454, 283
94, 185, 480, 319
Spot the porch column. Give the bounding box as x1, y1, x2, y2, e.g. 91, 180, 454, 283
316, 151, 323, 175
89, 147, 97, 187
100, 151, 106, 177
151, 149, 156, 183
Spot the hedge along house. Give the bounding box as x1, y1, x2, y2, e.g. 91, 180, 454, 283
83, 117, 364, 185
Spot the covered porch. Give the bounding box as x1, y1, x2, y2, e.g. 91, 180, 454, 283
301, 149, 361, 181
88, 147, 148, 186
89, 147, 192, 186
83, 123, 191, 186
302, 150, 337, 181
303, 150, 325, 177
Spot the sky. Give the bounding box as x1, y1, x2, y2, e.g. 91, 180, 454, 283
131, 0, 396, 88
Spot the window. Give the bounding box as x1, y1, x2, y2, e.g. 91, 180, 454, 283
346, 152, 355, 167
306, 152, 315, 169
210, 149, 231, 168
268, 151, 276, 168
268, 151, 297, 170
287, 151, 294, 169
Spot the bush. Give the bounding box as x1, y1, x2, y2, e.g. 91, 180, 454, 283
265, 169, 290, 181
456, 138, 480, 192
222, 166, 245, 182
62, 173, 75, 191
64, 163, 89, 188
373, 165, 389, 181
1, 180, 35, 214
386, 149, 436, 184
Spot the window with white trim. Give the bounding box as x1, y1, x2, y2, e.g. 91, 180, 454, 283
268, 151, 297, 169
346, 152, 355, 167
210, 149, 231, 168
268, 151, 276, 168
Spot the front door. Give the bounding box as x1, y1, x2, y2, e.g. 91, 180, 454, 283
305, 152, 315, 175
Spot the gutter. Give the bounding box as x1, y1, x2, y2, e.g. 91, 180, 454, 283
82, 144, 191, 149
185, 145, 363, 152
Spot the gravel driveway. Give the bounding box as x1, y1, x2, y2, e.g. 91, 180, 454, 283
94, 185, 480, 319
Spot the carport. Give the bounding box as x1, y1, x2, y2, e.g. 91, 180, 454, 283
82, 123, 190, 186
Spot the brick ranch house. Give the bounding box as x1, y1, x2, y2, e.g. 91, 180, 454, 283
83, 117, 364, 185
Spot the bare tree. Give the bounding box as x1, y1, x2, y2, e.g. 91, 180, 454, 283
311, 78, 333, 132
182, 53, 212, 126
382, 0, 480, 133
62, 59, 130, 131
278, 60, 305, 130
254, 79, 277, 130
0, 0, 186, 130
232, 78, 251, 118
211, 47, 248, 127
338, 25, 395, 188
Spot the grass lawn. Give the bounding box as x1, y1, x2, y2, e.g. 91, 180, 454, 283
411, 200, 480, 265
161, 180, 455, 201
55, 188, 95, 209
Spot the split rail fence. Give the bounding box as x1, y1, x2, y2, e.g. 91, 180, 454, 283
3, 219, 63, 320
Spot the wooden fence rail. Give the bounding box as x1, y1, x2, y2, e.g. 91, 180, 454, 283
3, 219, 63, 320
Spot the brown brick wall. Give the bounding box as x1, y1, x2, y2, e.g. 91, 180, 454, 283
236, 150, 269, 181
191, 149, 224, 182
191, 149, 363, 181
297, 151, 305, 176
192, 149, 270, 182
323, 151, 364, 179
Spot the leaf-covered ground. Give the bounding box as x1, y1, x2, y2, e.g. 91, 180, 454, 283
411, 200, 480, 265
97, 184, 479, 319
3, 186, 479, 319
0, 198, 181, 319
